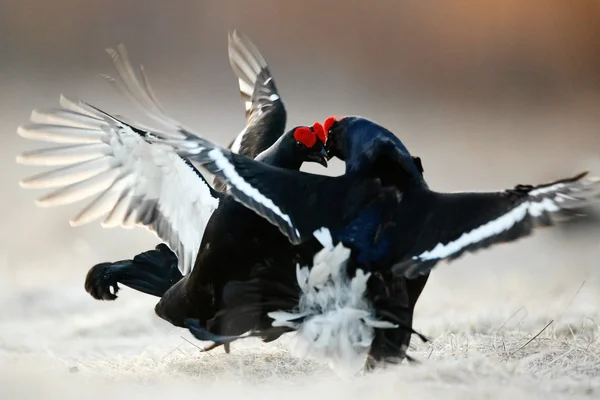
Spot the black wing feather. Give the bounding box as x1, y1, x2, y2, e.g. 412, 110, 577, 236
391, 172, 600, 278
215, 31, 287, 191
223, 32, 286, 148
180, 138, 383, 244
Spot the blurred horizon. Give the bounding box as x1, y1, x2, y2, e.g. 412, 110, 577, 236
3, 1, 600, 102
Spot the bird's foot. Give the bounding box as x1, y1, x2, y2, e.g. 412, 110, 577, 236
84, 262, 122, 301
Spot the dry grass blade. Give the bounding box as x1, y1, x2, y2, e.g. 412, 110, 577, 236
506, 319, 555, 359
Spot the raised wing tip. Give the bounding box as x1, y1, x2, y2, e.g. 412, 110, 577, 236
232, 30, 255, 47
228, 31, 241, 55
228, 30, 248, 54
16, 125, 29, 138
105, 43, 127, 56
69, 218, 85, 228
34, 198, 56, 208
230, 29, 243, 42
18, 177, 40, 189
59, 93, 81, 109
228, 30, 267, 66
15, 154, 29, 165
100, 220, 119, 229
17, 178, 30, 188
29, 109, 42, 121
58, 94, 69, 107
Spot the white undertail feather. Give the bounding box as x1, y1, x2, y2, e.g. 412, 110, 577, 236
16, 96, 219, 275
313, 227, 334, 250
268, 228, 397, 376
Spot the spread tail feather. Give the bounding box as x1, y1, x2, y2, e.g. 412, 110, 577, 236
266, 228, 403, 376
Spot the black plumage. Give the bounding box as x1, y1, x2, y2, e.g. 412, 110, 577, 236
152, 126, 329, 331
19, 27, 600, 373
80, 34, 342, 353
214, 31, 288, 190
172, 115, 600, 366
84, 30, 296, 301
85, 243, 182, 301
85, 124, 328, 304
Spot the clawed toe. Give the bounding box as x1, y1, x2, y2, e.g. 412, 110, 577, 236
84, 262, 120, 301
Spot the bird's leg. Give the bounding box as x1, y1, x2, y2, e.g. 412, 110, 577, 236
84, 261, 124, 301
363, 356, 379, 373
84, 244, 183, 301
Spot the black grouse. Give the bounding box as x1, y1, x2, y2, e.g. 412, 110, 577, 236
15, 33, 334, 356
81, 31, 307, 301
15, 31, 302, 297
154, 114, 600, 370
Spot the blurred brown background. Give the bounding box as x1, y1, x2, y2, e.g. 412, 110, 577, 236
1, 0, 599, 306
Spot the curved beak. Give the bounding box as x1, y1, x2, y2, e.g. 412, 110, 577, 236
307, 147, 329, 167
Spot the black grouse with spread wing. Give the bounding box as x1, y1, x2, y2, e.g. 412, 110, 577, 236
166, 115, 600, 368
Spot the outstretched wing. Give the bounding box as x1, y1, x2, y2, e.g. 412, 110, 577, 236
103, 37, 287, 192
17, 96, 220, 275
391, 172, 600, 278
226, 30, 287, 158
160, 135, 383, 244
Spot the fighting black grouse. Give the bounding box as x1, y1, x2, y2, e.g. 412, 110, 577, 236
156, 115, 600, 369
81, 31, 310, 301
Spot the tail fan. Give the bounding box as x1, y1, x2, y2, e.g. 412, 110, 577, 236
266, 228, 403, 376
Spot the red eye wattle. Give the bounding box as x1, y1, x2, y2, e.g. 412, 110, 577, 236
324, 116, 340, 133
293, 127, 317, 148
312, 122, 327, 144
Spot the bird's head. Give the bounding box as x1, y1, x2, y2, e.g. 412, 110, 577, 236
278, 122, 329, 168
323, 116, 346, 161
254, 123, 328, 169
323, 115, 426, 184
324, 116, 396, 162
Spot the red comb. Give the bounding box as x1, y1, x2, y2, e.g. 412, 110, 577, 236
312, 122, 327, 144
293, 127, 317, 148
324, 116, 340, 133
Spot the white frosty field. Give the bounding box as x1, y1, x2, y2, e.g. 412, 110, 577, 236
2, 225, 600, 400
